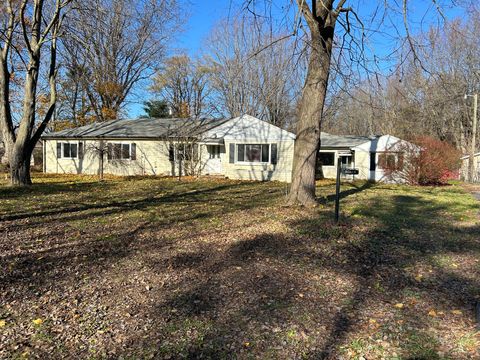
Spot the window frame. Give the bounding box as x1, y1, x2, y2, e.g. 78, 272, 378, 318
236, 144, 271, 164
62, 142, 79, 159
318, 151, 335, 167
378, 152, 403, 170
208, 145, 221, 159
111, 142, 131, 160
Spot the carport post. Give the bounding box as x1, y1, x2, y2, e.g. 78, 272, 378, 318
335, 156, 341, 223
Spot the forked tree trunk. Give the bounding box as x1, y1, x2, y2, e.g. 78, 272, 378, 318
287, 24, 334, 206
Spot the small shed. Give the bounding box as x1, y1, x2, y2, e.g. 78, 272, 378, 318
460, 152, 480, 182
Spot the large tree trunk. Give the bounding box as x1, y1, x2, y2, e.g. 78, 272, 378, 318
10, 146, 32, 185
0, 54, 15, 166
287, 26, 334, 206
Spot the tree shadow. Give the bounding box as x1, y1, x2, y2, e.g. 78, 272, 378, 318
318, 180, 375, 204
2, 179, 480, 358
118, 191, 480, 358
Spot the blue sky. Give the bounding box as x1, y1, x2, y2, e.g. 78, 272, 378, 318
176, 0, 232, 55
127, 0, 470, 117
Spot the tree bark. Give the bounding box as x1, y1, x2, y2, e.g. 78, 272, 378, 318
10, 147, 32, 185
287, 1, 337, 206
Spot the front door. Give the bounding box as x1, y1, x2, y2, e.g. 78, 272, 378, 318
205, 145, 223, 174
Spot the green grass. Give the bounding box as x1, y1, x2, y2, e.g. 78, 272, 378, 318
0, 174, 479, 359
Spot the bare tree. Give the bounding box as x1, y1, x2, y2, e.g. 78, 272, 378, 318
151, 55, 212, 119
328, 14, 480, 155
207, 19, 302, 129
0, 0, 71, 185
62, 0, 181, 121
239, 1, 462, 205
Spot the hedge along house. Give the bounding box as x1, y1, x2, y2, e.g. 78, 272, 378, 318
42, 114, 296, 182
318, 132, 412, 182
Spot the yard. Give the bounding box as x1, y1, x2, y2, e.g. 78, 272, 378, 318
0, 174, 479, 359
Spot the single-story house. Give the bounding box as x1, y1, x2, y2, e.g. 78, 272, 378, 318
41, 114, 296, 182
459, 152, 480, 182
318, 132, 413, 182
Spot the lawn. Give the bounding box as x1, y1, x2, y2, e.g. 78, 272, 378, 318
0, 174, 479, 359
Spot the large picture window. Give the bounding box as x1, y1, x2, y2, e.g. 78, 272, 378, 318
63, 143, 78, 158
318, 152, 335, 166
237, 144, 269, 163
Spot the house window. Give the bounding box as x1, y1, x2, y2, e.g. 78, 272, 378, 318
208, 145, 221, 159
237, 144, 269, 163
340, 155, 353, 168
169, 144, 198, 162
318, 152, 335, 166
63, 143, 78, 158
378, 152, 403, 170
109, 143, 136, 160
112, 143, 130, 160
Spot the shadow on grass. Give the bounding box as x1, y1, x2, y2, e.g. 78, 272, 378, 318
0, 180, 284, 298
0, 181, 259, 223
318, 180, 375, 204
127, 193, 480, 359
1, 179, 479, 358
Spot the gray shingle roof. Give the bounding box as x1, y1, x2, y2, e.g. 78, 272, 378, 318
320, 132, 370, 148
42, 117, 231, 139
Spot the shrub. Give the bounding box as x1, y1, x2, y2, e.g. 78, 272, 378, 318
383, 136, 461, 185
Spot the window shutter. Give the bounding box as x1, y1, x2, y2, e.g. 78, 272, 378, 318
370, 152, 376, 171
131, 143, 136, 160
56, 142, 62, 158
78, 142, 84, 160
229, 143, 235, 163
270, 143, 278, 165
107, 143, 112, 160
169, 145, 174, 162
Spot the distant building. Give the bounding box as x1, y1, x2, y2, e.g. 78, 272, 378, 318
459, 153, 480, 182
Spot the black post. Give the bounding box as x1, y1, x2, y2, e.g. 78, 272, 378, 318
335, 157, 341, 223
178, 156, 182, 181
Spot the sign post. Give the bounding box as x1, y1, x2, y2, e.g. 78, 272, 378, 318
335, 157, 341, 223
334, 162, 359, 223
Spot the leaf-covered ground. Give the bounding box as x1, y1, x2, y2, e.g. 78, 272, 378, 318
0, 174, 479, 359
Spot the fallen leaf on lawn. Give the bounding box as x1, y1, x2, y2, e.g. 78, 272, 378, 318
32, 318, 43, 325
298, 293, 304, 298
428, 310, 437, 317
394, 303, 404, 309
369, 319, 377, 324
451, 310, 462, 315
0, 319, 6, 327
415, 274, 423, 281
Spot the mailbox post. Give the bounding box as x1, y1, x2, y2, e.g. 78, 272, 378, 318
334, 157, 341, 223
334, 161, 359, 223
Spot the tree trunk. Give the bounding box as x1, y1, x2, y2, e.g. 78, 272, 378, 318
0, 55, 15, 166
10, 146, 32, 185
287, 31, 333, 206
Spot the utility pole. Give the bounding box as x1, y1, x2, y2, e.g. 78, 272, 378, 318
468, 93, 478, 182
